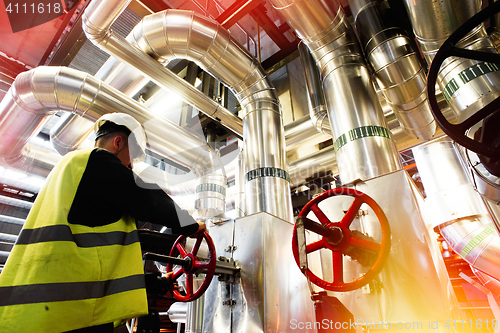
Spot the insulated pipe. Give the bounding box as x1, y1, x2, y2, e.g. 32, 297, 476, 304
0, 195, 33, 210
81, 0, 243, 138
403, 0, 500, 201
348, 0, 436, 141
0, 232, 17, 243
0, 215, 25, 226
129, 9, 292, 220
168, 302, 188, 324
298, 43, 331, 135
413, 139, 500, 282
270, 0, 401, 185
403, 0, 500, 120
490, 0, 500, 48
50, 57, 150, 155
0, 66, 226, 217
284, 116, 331, 151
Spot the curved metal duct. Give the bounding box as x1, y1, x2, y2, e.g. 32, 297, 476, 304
403, 0, 500, 201
82, 0, 243, 139
490, 0, 500, 48
50, 57, 150, 155
298, 43, 331, 136
284, 115, 331, 151
270, 0, 401, 185
0, 66, 226, 218
348, 0, 436, 141
413, 139, 500, 282
127, 9, 292, 221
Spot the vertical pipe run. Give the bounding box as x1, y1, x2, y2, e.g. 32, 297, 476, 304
413, 139, 500, 282
348, 0, 436, 141
298, 43, 331, 135
403, 0, 500, 121
130, 9, 292, 221
270, 0, 401, 185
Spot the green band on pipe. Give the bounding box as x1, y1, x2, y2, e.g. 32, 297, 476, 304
333, 125, 392, 152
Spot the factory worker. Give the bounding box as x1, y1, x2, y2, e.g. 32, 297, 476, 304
0, 113, 205, 333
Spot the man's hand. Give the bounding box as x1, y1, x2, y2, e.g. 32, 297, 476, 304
196, 221, 206, 233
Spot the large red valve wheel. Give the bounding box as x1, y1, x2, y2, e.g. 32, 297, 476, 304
166, 231, 216, 302
292, 188, 391, 292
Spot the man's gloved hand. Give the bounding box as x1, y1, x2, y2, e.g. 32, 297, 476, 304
196, 221, 206, 233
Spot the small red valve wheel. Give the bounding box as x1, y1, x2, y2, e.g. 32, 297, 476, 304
166, 231, 217, 302
292, 188, 391, 292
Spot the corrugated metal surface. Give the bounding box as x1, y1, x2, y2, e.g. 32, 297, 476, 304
69, 8, 142, 75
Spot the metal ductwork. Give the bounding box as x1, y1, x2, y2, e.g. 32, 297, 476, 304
50, 56, 150, 156
0, 66, 226, 218
403, 0, 499, 119
270, 0, 401, 185
490, 0, 500, 48
348, 0, 436, 141
403, 0, 500, 202
0, 215, 25, 226
298, 43, 331, 136
127, 9, 292, 221
81, 0, 243, 139
0, 233, 17, 244
413, 139, 500, 282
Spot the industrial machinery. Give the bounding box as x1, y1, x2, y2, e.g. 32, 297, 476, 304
1, 0, 500, 332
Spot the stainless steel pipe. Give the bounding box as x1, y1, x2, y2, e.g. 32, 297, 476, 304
349, 0, 436, 141
0, 66, 226, 217
270, 0, 401, 185
298, 43, 330, 136
413, 139, 500, 282
128, 9, 292, 220
403, 0, 500, 201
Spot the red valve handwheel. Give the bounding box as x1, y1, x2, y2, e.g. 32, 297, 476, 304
292, 188, 391, 292
166, 231, 216, 302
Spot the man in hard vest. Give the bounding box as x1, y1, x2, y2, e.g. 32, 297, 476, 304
0, 113, 205, 332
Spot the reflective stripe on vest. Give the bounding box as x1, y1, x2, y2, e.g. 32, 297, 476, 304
0, 148, 148, 332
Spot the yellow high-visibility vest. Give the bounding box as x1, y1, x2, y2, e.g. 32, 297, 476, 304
0, 148, 148, 332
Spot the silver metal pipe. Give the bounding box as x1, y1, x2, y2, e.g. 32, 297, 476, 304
402, 0, 499, 117
284, 115, 330, 151
289, 145, 336, 187
50, 58, 150, 155
128, 9, 292, 220
0, 195, 33, 210
298, 42, 331, 136
270, 0, 401, 185
0, 66, 226, 217
0, 232, 17, 243
168, 302, 188, 324
490, 0, 500, 48
403, 0, 500, 201
349, 0, 436, 141
0, 214, 25, 226
82, 1, 243, 138
235, 148, 246, 217
402, 0, 483, 65
413, 139, 500, 282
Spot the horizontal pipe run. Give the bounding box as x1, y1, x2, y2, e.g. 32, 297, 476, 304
82, 3, 243, 139
0, 196, 33, 210
0, 232, 17, 243
0, 215, 25, 226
